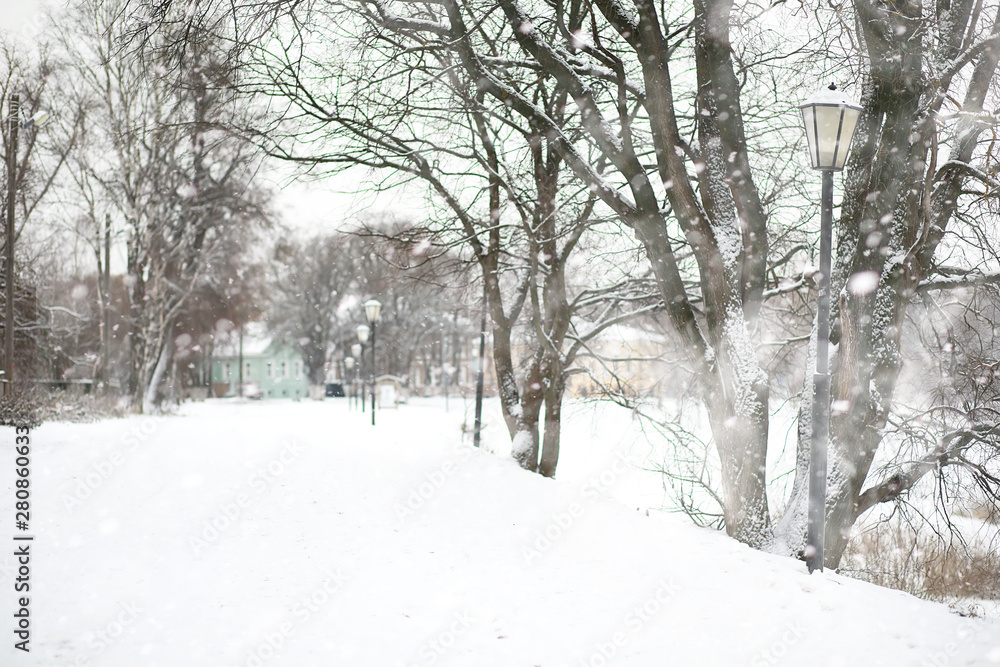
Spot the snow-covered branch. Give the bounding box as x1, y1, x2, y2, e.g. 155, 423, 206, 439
362, 0, 451, 36
854, 424, 1000, 520
916, 272, 1000, 292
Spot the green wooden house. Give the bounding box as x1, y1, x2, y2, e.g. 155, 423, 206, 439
211, 323, 310, 399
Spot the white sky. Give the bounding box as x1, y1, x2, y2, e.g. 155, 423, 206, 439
0, 0, 431, 276
0, 0, 53, 42
268, 166, 431, 236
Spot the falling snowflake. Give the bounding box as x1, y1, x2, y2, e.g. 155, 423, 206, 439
847, 271, 880, 296
570, 29, 591, 49
175, 333, 194, 350
412, 239, 432, 256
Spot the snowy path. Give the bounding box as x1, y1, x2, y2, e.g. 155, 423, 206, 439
2, 398, 998, 666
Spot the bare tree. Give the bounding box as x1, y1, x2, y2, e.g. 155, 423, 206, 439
55, 0, 270, 411
125, 0, 1000, 561
124, 0, 660, 475
268, 232, 361, 386
0, 37, 83, 398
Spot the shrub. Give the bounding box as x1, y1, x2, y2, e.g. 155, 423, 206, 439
839, 519, 1000, 612
0, 383, 43, 428
35, 389, 129, 423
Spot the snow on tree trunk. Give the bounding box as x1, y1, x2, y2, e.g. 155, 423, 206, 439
515, 369, 545, 473
511, 430, 537, 471
703, 308, 772, 549
823, 274, 908, 567
771, 325, 817, 558
143, 325, 173, 415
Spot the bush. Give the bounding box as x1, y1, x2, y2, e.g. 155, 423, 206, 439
35, 389, 129, 422
839, 519, 1000, 612
0, 383, 43, 428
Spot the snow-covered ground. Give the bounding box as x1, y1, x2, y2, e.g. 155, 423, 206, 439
2, 397, 998, 666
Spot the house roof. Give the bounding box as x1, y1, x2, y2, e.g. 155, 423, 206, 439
213, 321, 274, 357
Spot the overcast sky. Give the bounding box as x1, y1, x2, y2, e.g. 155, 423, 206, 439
0, 0, 52, 41
0, 0, 427, 248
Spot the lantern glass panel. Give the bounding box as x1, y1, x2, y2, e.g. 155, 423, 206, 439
834, 108, 860, 169
801, 105, 842, 168
800, 91, 862, 171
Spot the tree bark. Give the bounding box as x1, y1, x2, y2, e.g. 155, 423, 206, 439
126, 221, 146, 409
539, 369, 565, 478
143, 322, 172, 414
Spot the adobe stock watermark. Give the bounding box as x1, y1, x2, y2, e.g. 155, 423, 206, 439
7, 5, 52, 46
63, 601, 143, 667
189, 440, 304, 557
578, 579, 679, 667
748, 621, 805, 667
408, 610, 475, 666
394, 443, 473, 526
917, 620, 995, 667
244, 568, 348, 667
522, 451, 630, 565
61, 418, 159, 512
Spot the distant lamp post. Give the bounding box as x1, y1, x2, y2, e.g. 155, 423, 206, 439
356, 326, 369, 413
799, 84, 862, 573
344, 356, 354, 409
364, 299, 382, 426
4, 95, 49, 396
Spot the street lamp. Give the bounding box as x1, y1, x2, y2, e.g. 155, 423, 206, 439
356, 326, 369, 413
4, 95, 48, 396
344, 356, 354, 409
799, 83, 862, 573
364, 299, 382, 426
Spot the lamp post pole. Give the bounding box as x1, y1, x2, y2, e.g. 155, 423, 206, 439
807, 169, 834, 573
798, 83, 861, 573
363, 300, 382, 427
4, 94, 19, 396
474, 280, 487, 448
370, 319, 377, 426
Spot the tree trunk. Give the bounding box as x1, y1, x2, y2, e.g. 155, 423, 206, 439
103, 213, 111, 392
143, 323, 173, 414
538, 369, 565, 478
513, 359, 545, 472
126, 223, 146, 410
816, 2, 926, 567
772, 330, 817, 557
703, 340, 772, 549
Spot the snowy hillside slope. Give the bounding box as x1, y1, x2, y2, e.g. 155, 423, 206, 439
1, 398, 997, 666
